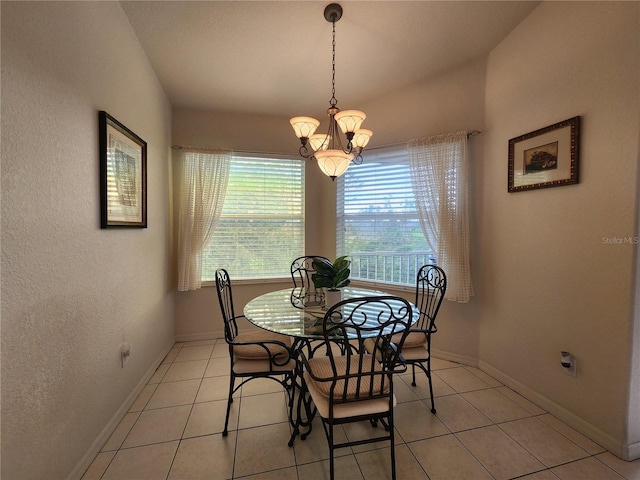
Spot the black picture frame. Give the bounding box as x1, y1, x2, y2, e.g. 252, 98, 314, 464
508, 116, 580, 192
99, 111, 147, 228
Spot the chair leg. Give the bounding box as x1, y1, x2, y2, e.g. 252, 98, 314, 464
223, 373, 235, 437
328, 422, 335, 480
411, 363, 417, 386
426, 358, 436, 413
389, 412, 397, 480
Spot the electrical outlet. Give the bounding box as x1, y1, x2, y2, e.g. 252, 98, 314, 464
561, 351, 576, 376
121, 343, 131, 368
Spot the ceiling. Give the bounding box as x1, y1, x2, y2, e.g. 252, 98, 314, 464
121, 1, 539, 119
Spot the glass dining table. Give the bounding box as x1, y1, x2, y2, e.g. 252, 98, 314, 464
243, 286, 420, 445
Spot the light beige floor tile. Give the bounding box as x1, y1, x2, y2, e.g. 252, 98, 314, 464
184, 339, 216, 347
394, 400, 449, 442
146, 379, 201, 409
340, 420, 399, 454
393, 377, 421, 403
519, 471, 561, 480
398, 370, 455, 400
183, 399, 238, 438
409, 434, 494, 480
462, 388, 532, 423
432, 394, 492, 432
129, 384, 157, 412
430, 372, 457, 397
457, 425, 545, 480
551, 457, 625, 479
101, 441, 178, 480
102, 412, 140, 451
241, 376, 288, 396
237, 391, 289, 429
430, 357, 462, 370
84, 349, 632, 480
436, 366, 493, 393
162, 359, 208, 383
174, 344, 214, 362
122, 404, 191, 448
81, 451, 116, 480
211, 341, 229, 358
500, 417, 590, 467
149, 363, 170, 384
292, 416, 352, 464
240, 466, 298, 480
496, 386, 546, 415
296, 454, 365, 480
168, 432, 236, 480
538, 414, 606, 454
205, 356, 230, 377
162, 346, 182, 364
196, 375, 231, 403
464, 366, 503, 387
596, 452, 640, 480
234, 423, 296, 477
356, 444, 429, 480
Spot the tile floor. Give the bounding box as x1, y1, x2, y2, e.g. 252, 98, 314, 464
82, 340, 640, 480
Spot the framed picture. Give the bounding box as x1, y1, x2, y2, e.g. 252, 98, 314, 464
508, 116, 580, 192
99, 111, 147, 228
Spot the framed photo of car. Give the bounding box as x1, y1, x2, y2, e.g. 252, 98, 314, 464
508, 116, 580, 193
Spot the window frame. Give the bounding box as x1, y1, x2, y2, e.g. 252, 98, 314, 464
200, 152, 305, 284
336, 145, 433, 289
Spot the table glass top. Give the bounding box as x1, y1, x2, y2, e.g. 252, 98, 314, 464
243, 287, 418, 340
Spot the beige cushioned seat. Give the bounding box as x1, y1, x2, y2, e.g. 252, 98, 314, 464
391, 331, 426, 348
232, 330, 295, 374
304, 354, 395, 419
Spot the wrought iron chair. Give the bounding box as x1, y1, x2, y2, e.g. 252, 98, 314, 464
301, 296, 413, 480
290, 255, 330, 293
396, 264, 446, 413
215, 268, 296, 436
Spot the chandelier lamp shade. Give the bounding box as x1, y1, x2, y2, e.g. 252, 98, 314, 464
289, 3, 372, 180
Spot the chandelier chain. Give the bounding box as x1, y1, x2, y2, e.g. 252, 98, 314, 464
330, 18, 337, 108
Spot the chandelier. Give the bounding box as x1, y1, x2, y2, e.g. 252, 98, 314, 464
289, 3, 372, 180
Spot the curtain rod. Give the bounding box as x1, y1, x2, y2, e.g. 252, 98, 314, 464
171, 130, 482, 155
171, 145, 296, 157
371, 130, 482, 151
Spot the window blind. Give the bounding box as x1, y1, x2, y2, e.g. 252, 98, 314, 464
337, 146, 433, 286
201, 154, 305, 281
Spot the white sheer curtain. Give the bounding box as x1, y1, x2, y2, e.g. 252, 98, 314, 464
408, 131, 473, 303
177, 148, 231, 291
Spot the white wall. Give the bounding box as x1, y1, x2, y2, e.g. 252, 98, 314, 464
482, 1, 639, 458
1, 3, 174, 478
172, 59, 487, 362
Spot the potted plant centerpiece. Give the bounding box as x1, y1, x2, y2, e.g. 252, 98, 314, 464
311, 256, 351, 308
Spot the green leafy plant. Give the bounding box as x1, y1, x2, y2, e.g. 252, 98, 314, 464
311, 256, 351, 291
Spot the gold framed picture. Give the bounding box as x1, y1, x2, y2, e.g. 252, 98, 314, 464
508, 116, 580, 192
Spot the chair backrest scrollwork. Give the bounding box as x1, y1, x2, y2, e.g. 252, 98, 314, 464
321, 296, 413, 403
414, 264, 447, 333
215, 268, 239, 343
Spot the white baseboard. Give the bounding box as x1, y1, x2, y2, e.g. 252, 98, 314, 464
624, 441, 640, 461
432, 348, 479, 368
477, 360, 636, 461
67, 340, 176, 480
175, 330, 223, 343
